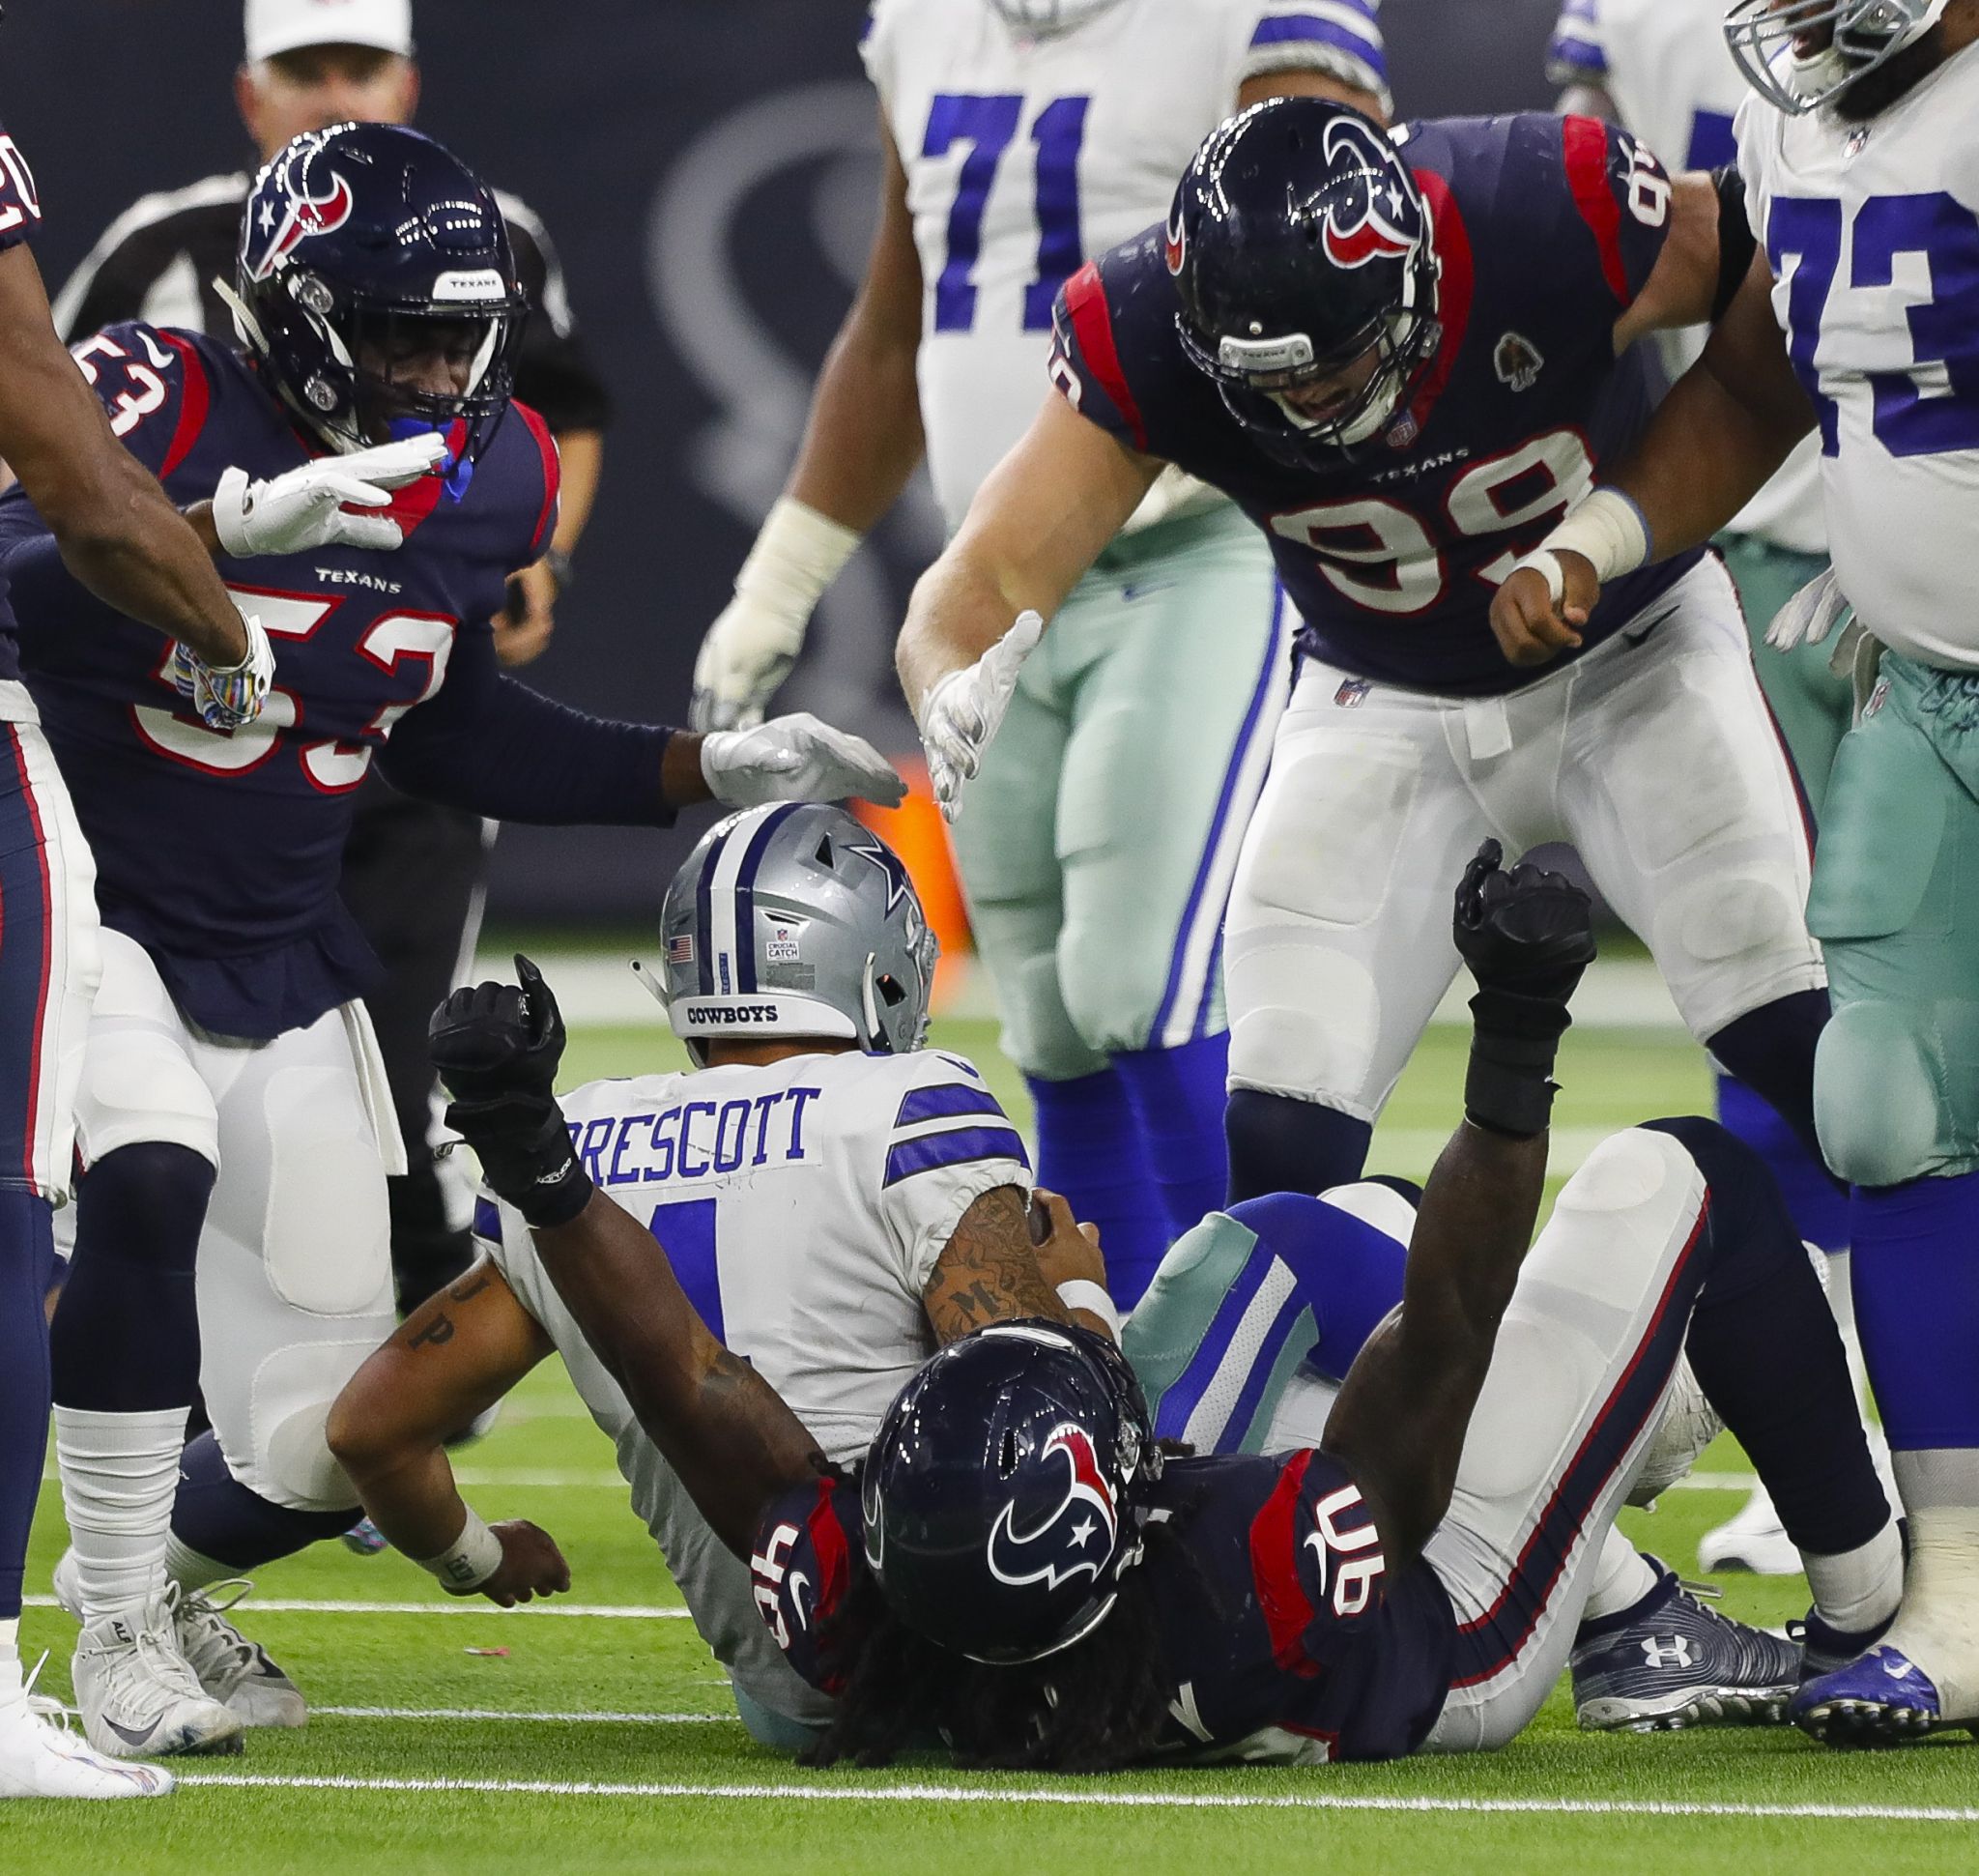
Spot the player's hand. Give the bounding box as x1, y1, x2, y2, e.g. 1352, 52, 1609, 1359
700, 712, 906, 809
916, 611, 1044, 822
494, 558, 559, 669
430, 953, 568, 1107
1026, 1188, 1107, 1293
1488, 553, 1599, 668
690, 590, 808, 733
1765, 566, 1850, 653
167, 606, 274, 731
1452, 839, 1596, 1014
464, 1519, 571, 1607
210, 433, 449, 558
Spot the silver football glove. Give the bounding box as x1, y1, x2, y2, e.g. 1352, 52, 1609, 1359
168, 608, 275, 732
210, 433, 449, 558
700, 712, 907, 809
917, 611, 1044, 822
1765, 566, 1850, 653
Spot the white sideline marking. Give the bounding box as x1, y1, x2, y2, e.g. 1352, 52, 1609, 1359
173, 1772, 1979, 1823
20, 1594, 689, 1620
317, 1706, 731, 1725
452, 1466, 627, 1488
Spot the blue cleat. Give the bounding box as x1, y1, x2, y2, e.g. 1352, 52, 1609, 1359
1790, 1645, 1968, 1747
340, 1517, 389, 1557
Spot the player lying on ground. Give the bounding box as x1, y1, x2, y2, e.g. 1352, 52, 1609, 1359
0, 122, 904, 1764
1490, 0, 1979, 1746
430, 845, 1900, 1769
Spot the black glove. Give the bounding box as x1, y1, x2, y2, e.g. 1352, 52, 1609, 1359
1451, 841, 1596, 1137
429, 954, 591, 1227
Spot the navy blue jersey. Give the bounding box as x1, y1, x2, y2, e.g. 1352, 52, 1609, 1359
751, 1448, 1454, 1765
1050, 113, 1706, 696
0, 124, 43, 674
0, 323, 673, 1038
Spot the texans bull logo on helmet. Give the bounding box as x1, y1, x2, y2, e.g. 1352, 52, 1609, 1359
1319, 115, 1420, 271
986, 1423, 1120, 1592
244, 144, 356, 281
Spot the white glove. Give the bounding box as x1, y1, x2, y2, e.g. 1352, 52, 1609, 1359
917, 611, 1045, 822
701, 711, 907, 809
168, 607, 274, 731
690, 498, 863, 732
1765, 566, 1850, 653
211, 433, 450, 558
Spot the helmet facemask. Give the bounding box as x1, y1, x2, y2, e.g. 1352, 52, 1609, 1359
1724, 0, 1953, 114
987, 0, 1128, 35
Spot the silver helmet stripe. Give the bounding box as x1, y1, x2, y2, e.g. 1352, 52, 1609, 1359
700, 804, 778, 999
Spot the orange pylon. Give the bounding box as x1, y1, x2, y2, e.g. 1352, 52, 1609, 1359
852, 755, 974, 1011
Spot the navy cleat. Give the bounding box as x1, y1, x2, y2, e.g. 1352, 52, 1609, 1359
1570, 1556, 1800, 1732
1790, 1645, 1972, 1747
1789, 1608, 1894, 1684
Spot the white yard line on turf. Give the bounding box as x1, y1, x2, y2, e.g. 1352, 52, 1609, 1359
172, 1773, 1979, 1823
316, 1707, 731, 1724
20, 1594, 690, 1619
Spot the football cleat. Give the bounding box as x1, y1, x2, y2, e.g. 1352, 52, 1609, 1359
0, 1657, 176, 1799
167, 1581, 305, 1729
1791, 1607, 1896, 1684
1698, 1484, 1803, 1576
341, 1516, 389, 1556
68, 1600, 244, 1759
1790, 1645, 1977, 1747
1570, 1557, 1800, 1731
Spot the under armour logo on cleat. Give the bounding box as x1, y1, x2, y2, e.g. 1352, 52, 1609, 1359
1641, 1637, 1695, 1671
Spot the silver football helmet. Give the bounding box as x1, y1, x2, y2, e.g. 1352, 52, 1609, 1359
649, 803, 937, 1064
1725, 0, 1951, 113
988, 0, 1128, 37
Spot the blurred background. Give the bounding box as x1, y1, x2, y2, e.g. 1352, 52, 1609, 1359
0, 0, 1570, 929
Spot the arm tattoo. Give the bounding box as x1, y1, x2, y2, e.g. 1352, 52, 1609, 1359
923, 1187, 1068, 1344
407, 1312, 454, 1349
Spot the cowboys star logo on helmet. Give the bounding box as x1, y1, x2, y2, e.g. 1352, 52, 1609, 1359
985, 1424, 1120, 1592
1320, 117, 1420, 271
244, 136, 356, 282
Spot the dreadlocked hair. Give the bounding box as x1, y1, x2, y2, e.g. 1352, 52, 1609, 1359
802, 1449, 1205, 1774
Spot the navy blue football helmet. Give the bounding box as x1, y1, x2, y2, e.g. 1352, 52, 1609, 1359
227, 122, 528, 468
861, 1319, 1160, 1665
1169, 100, 1441, 463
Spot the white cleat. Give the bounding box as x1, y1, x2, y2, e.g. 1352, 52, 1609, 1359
1699, 1484, 1803, 1577
0, 1659, 175, 1798
167, 1580, 305, 1729
69, 1599, 244, 1759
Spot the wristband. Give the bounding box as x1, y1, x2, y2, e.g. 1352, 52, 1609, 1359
418, 1506, 503, 1592
1057, 1279, 1122, 1340
1463, 1014, 1568, 1139
734, 498, 863, 622
1511, 489, 1653, 597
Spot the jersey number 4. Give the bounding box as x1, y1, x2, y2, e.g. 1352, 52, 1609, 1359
924, 93, 1089, 333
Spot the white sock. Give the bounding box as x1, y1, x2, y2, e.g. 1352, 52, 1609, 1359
1579, 1532, 1659, 1625
53, 1406, 188, 1622
0, 1619, 19, 1705
1884, 1506, 1979, 1717
163, 1535, 233, 1595
1803, 1517, 1904, 1635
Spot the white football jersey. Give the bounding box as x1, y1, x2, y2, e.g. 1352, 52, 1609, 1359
1548, 0, 1823, 553
862, 0, 1387, 534
478, 1046, 1029, 1720
1737, 48, 1979, 669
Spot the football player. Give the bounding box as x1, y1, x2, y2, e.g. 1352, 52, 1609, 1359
323, 805, 1110, 1749
1543, 0, 1868, 1583
897, 98, 1834, 1227
0, 118, 268, 1804
432, 845, 1899, 1768
1493, 0, 1979, 1745
689, 0, 1390, 1309
0, 124, 903, 1762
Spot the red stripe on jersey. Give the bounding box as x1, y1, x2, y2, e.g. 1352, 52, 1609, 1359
1404, 169, 1474, 432
157, 332, 211, 479
1064, 262, 1149, 452
7, 730, 52, 1195
1249, 1448, 1324, 1679
1563, 115, 1630, 306
806, 1478, 854, 1694
514, 400, 561, 559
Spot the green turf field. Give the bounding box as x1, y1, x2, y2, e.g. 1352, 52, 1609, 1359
10, 1005, 1974, 1873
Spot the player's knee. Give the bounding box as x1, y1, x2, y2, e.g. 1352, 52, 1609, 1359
81, 1142, 216, 1274
999, 952, 1104, 1082
1056, 920, 1167, 1058
1224, 935, 1381, 1107
1816, 1002, 1954, 1187
244, 1343, 386, 1513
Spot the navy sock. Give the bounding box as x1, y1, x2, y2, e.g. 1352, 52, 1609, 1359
1850, 1170, 1979, 1450
1026, 1069, 1167, 1310
1645, 1117, 1888, 1557
49, 1143, 213, 1413
170, 1430, 357, 1571
1229, 1191, 1407, 1379
1225, 1089, 1371, 1203
1715, 1070, 1850, 1251
1113, 1031, 1231, 1244
1706, 989, 1840, 1185
0, 1192, 54, 1619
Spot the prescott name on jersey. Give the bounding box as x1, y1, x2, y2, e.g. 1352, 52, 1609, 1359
0, 324, 675, 1040
1050, 112, 1705, 696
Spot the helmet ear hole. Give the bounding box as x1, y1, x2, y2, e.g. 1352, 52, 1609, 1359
815, 834, 836, 867
875, 974, 907, 1009
998, 1429, 1018, 1476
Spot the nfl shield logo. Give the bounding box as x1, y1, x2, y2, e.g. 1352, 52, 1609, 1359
1334, 678, 1371, 708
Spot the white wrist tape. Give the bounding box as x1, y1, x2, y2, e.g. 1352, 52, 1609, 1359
1513, 488, 1653, 601
1057, 1279, 1122, 1340
417, 1507, 503, 1592
734, 498, 863, 623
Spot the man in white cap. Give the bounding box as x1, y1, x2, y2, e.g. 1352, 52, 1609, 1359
53, 0, 614, 1328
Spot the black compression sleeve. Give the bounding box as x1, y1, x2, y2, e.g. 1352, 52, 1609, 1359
1710, 166, 1759, 324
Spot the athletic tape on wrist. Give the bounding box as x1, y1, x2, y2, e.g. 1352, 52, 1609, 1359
1057, 1279, 1122, 1341
1513, 488, 1653, 592
734, 497, 863, 621
418, 1507, 503, 1592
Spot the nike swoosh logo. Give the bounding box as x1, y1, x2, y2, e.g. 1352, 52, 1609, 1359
101, 1715, 160, 1748
1121, 582, 1175, 603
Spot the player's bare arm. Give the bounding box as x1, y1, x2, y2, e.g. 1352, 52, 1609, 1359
1610, 172, 1721, 354
326, 1260, 572, 1607
1322, 845, 1594, 1572
1554, 80, 1619, 122
921, 1184, 1095, 1344
0, 244, 249, 672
